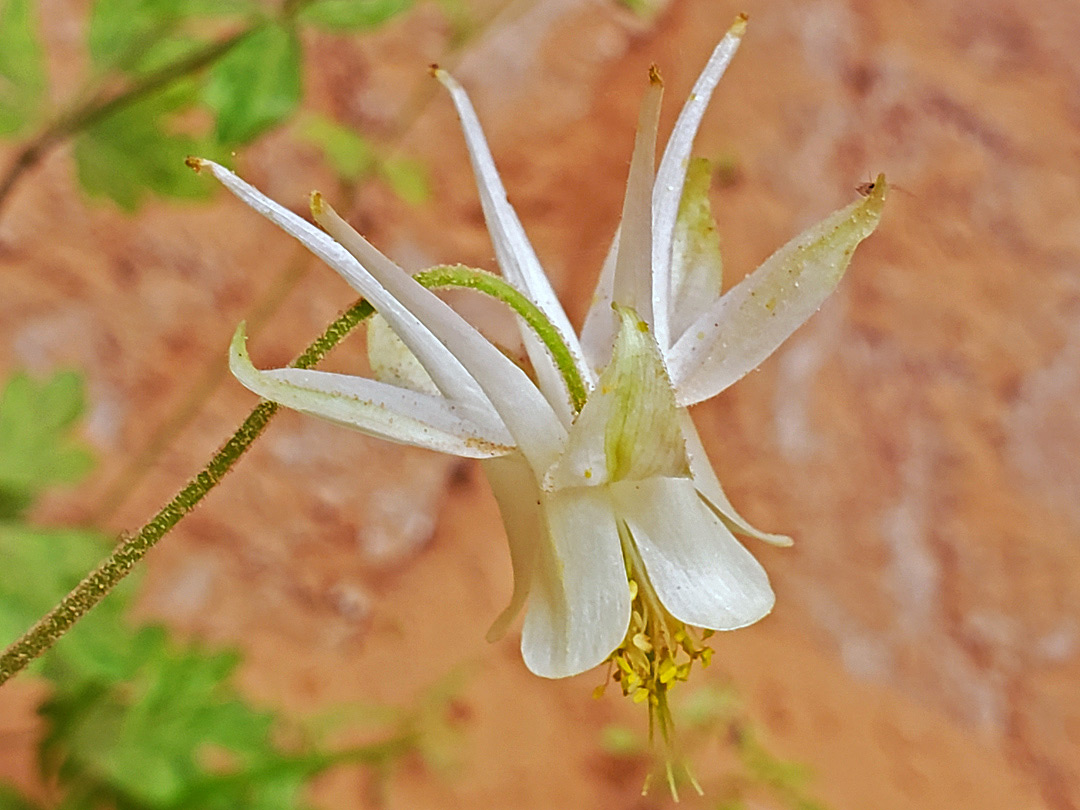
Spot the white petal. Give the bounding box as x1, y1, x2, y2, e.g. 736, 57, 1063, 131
435, 69, 587, 422
481, 454, 542, 642
579, 226, 619, 375
367, 314, 440, 395
230, 324, 513, 457
610, 70, 662, 326
611, 476, 774, 630
521, 487, 630, 678
652, 17, 746, 351
679, 411, 792, 546
197, 159, 493, 422
312, 197, 568, 472
668, 178, 887, 405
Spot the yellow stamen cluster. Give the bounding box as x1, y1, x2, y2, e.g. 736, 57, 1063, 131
595, 554, 714, 799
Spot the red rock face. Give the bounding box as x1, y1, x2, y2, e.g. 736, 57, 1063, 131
1, 1, 1077, 808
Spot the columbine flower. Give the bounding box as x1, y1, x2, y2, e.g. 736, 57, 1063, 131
193, 14, 883, 784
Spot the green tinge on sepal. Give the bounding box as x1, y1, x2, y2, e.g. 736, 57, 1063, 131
544, 306, 689, 490
602, 306, 689, 482
669, 175, 888, 405
669, 158, 724, 337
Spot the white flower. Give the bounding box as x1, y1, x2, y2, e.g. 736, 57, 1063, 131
195, 17, 884, 694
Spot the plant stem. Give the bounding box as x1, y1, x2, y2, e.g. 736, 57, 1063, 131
0, 24, 258, 219
415, 264, 588, 412
0, 297, 374, 687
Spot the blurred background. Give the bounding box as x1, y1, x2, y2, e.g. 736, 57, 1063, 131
1, 0, 1078, 808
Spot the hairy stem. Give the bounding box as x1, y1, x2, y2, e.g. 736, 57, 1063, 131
0, 297, 374, 687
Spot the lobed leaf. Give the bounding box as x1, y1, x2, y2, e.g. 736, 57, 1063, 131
73, 83, 215, 210
0, 371, 93, 517
87, 0, 257, 74
0, 0, 47, 137
203, 23, 302, 145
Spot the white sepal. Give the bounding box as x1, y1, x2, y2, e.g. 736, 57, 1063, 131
668, 179, 886, 405
312, 195, 569, 473
482, 453, 543, 641
229, 324, 513, 457
652, 17, 746, 351
434, 68, 587, 423
199, 159, 493, 420
680, 412, 793, 546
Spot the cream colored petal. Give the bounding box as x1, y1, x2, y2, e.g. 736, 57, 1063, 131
521, 487, 630, 678
668, 178, 887, 405
544, 306, 688, 491
481, 454, 542, 642
679, 411, 792, 547
230, 324, 513, 458
611, 476, 774, 630
653, 17, 746, 351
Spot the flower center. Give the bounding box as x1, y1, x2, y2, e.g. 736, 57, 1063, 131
595, 522, 713, 799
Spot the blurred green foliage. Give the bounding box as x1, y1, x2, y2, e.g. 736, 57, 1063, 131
0, 369, 456, 810
0, 371, 94, 519
298, 113, 430, 201
0, 0, 432, 212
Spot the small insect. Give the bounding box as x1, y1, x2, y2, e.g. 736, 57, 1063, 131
855, 179, 878, 196
856, 175, 913, 198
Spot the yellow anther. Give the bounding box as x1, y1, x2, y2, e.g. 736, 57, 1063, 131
658, 659, 678, 684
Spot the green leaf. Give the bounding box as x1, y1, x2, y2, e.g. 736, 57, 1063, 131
87, 0, 258, 74
0, 371, 93, 516
204, 23, 302, 145
379, 156, 430, 206
298, 113, 376, 182
39, 641, 278, 807
0, 0, 47, 136
73, 83, 215, 210
299, 0, 412, 30
88, 0, 183, 71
